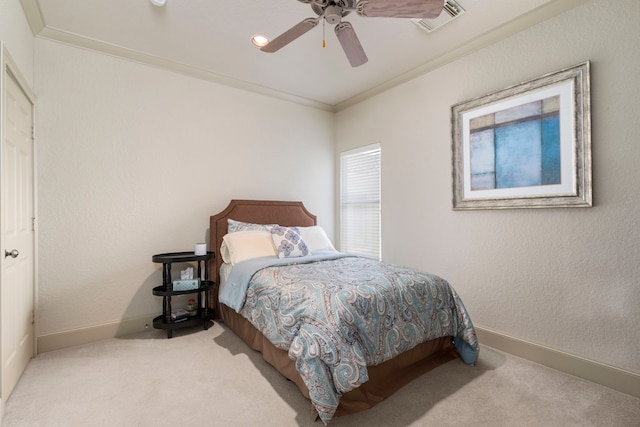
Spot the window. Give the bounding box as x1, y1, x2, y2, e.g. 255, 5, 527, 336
340, 143, 381, 259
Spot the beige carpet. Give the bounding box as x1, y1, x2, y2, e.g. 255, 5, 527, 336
3, 322, 638, 426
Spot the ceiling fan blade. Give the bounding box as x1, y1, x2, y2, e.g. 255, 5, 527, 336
334, 22, 368, 67
356, 0, 445, 19
261, 18, 318, 53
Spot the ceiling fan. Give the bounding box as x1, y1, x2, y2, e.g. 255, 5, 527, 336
261, 0, 446, 67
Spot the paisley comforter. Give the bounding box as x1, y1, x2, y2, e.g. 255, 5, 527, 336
222, 253, 479, 424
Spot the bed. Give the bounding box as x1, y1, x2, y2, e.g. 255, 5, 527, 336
209, 199, 478, 424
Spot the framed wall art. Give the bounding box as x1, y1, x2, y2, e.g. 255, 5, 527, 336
451, 62, 591, 210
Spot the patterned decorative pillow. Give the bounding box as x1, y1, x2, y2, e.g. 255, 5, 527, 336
228, 219, 275, 233
270, 225, 310, 258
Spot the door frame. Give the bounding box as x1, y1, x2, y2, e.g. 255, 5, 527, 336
0, 43, 38, 410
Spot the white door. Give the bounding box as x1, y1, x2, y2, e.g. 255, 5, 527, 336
1, 66, 35, 400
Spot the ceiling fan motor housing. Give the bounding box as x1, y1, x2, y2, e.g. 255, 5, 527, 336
325, 5, 343, 24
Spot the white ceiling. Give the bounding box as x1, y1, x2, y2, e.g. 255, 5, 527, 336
20, 0, 584, 111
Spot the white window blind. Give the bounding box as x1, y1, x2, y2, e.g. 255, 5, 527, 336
340, 143, 381, 259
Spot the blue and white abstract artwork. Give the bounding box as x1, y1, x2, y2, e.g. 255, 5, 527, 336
469, 96, 561, 191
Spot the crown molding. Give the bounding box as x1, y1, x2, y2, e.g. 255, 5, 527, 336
39, 27, 335, 112
19, 0, 46, 34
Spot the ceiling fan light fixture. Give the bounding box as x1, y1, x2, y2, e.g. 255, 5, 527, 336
251, 35, 270, 48
149, 0, 166, 7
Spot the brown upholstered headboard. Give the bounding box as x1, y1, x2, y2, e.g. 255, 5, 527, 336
209, 199, 317, 314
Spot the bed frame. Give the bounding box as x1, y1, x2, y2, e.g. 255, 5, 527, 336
209, 199, 458, 417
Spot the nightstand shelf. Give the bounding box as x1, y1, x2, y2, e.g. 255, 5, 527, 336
151, 251, 215, 338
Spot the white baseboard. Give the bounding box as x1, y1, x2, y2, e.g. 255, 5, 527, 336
37, 315, 156, 354
475, 325, 640, 399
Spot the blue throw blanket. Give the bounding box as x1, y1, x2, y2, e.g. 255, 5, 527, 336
222, 254, 479, 424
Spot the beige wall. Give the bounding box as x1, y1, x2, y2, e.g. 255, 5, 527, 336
336, 0, 640, 374
34, 39, 335, 336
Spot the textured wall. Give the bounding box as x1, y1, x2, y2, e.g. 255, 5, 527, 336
335, 0, 640, 373
34, 39, 335, 335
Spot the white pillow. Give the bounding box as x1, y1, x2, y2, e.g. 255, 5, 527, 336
220, 230, 277, 264
298, 226, 337, 253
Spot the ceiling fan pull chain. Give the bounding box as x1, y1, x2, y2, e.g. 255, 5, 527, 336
323, 19, 326, 48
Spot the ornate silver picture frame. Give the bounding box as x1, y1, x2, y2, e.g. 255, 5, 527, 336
451, 62, 592, 210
